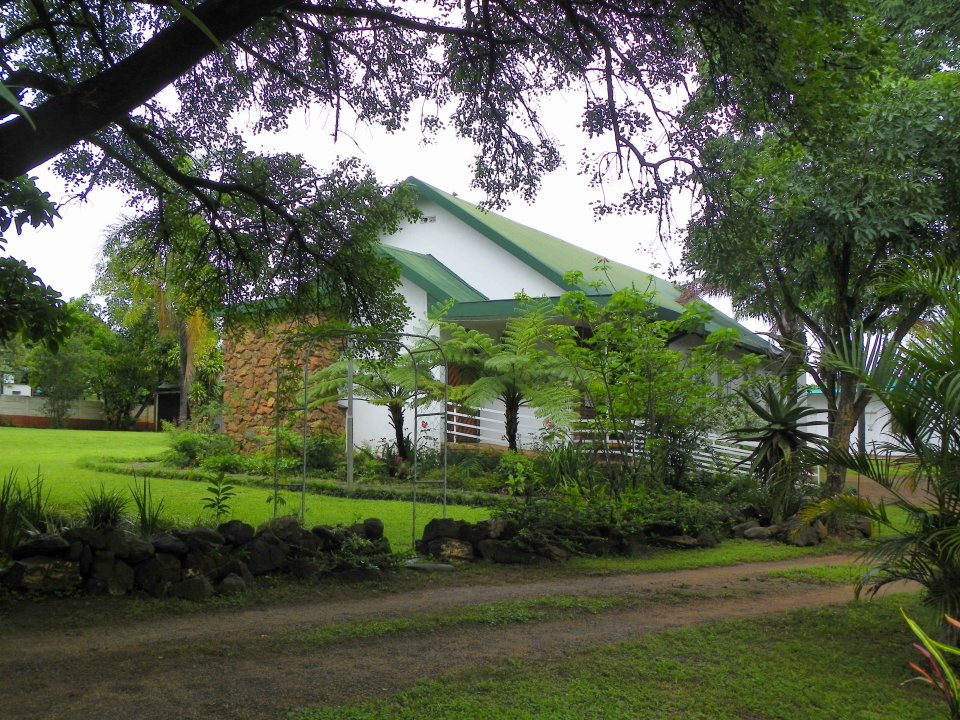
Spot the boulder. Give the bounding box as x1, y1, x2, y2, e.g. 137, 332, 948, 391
219, 558, 255, 587
421, 518, 462, 544
651, 535, 700, 549
460, 521, 491, 547
697, 530, 720, 549
257, 516, 303, 543
172, 574, 214, 602
216, 573, 247, 596
85, 550, 134, 595
621, 534, 650, 559
849, 518, 872, 538
106, 532, 154, 563
537, 545, 569, 562
182, 549, 222, 579
425, 538, 475, 562
583, 538, 617, 556
151, 533, 188, 556
0, 556, 83, 593
63, 526, 109, 550
477, 538, 537, 564
743, 525, 779, 540
286, 556, 319, 579
218, 520, 255, 546
486, 518, 519, 541
731, 520, 761, 538
404, 558, 456, 573
104, 559, 135, 596
255, 530, 291, 555
176, 527, 225, 552
362, 518, 385, 541
311, 525, 344, 551
789, 524, 822, 547
134, 553, 182, 597
11, 533, 70, 560
242, 537, 288, 576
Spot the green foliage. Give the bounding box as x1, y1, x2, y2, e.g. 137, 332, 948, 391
551, 283, 755, 494
0, 176, 67, 352
684, 62, 960, 496
128, 475, 165, 538
165, 427, 237, 468
537, 441, 605, 495
202, 473, 236, 524
729, 382, 825, 522
80, 484, 128, 529
497, 451, 540, 501
0, 469, 50, 556
313, 531, 399, 574
804, 264, 960, 625
500, 487, 727, 556
29, 331, 91, 429
903, 611, 960, 718
441, 298, 576, 451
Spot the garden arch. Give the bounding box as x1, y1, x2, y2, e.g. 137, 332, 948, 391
274, 328, 449, 547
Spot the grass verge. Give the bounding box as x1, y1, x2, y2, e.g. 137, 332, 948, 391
293, 594, 942, 720
0, 427, 489, 549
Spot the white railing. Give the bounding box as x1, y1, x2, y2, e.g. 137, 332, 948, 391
445, 404, 756, 474
446, 404, 541, 448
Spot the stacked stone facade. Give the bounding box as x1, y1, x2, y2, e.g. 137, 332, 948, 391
222, 319, 345, 452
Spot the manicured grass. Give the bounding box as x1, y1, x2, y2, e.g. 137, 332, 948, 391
762, 564, 862, 586
567, 538, 857, 576
294, 595, 942, 720
0, 427, 489, 549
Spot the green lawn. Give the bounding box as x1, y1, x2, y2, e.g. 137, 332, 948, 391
294, 595, 943, 720
0, 427, 488, 549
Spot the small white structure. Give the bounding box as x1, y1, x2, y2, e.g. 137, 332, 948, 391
346, 177, 771, 451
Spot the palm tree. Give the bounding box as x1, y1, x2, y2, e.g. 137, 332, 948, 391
440, 298, 575, 451
805, 263, 960, 632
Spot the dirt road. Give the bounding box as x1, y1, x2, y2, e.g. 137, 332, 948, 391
0, 555, 898, 720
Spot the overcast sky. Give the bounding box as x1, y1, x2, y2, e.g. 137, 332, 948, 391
2, 96, 763, 330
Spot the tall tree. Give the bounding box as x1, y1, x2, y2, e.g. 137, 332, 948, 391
684, 72, 960, 496
0, 0, 883, 336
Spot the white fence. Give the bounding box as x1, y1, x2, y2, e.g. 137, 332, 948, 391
445, 403, 756, 474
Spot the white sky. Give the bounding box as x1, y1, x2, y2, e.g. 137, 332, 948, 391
2, 96, 765, 332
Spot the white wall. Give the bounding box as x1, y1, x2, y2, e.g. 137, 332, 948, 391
384, 199, 566, 300
804, 392, 896, 451
0, 394, 157, 426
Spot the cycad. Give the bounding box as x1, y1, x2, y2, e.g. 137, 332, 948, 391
729, 382, 825, 522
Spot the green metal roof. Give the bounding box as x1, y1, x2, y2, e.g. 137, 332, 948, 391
404, 177, 770, 354
380, 245, 488, 305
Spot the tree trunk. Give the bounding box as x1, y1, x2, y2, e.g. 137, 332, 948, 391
177, 321, 195, 426
504, 390, 521, 451
821, 372, 865, 497
388, 402, 407, 460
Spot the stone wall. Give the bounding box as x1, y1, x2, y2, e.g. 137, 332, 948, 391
222, 320, 345, 452
0, 517, 390, 600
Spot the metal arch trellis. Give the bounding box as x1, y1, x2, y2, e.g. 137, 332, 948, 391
273, 327, 449, 548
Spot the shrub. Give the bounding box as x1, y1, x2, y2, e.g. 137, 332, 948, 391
497, 451, 540, 500
202, 473, 237, 524
81, 484, 128, 529
129, 475, 165, 538
498, 486, 727, 556
165, 427, 237, 468
200, 453, 250, 474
